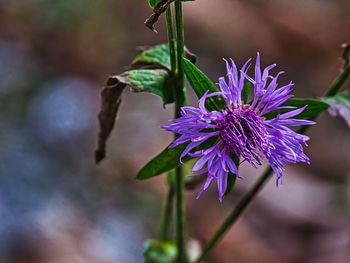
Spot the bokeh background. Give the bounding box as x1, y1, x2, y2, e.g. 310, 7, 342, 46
0, 0, 350, 262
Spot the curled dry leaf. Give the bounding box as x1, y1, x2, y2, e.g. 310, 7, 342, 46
95, 78, 125, 163
145, 0, 174, 33
95, 44, 196, 164
95, 69, 172, 163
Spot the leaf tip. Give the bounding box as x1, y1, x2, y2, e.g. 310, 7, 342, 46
95, 149, 105, 164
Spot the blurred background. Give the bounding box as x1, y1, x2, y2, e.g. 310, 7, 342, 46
0, 0, 349, 262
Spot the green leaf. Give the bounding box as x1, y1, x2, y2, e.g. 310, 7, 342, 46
95, 69, 173, 164
96, 44, 196, 164
137, 143, 189, 180
183, 58, 224, 111
263, 98, 329, 120
224, 154, 239, 197
132, 44, 172, 70
142, 239, 177, 263
224, 173, 237, 197
149, 0, 161, 8
323, 90, 350, 128
137, 137, 217, 180
125, 69, 174, 104
132, 43, 197, 71
242, 82, 251, 104
149, 0, 195, 9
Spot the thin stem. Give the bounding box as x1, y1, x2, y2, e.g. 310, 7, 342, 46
158, 4, 177, 243
325, 62, 350, 97
193, 62, 350, 263
174, 1, 187, 262
194, 168, 272, 263
174, 0, 186, 115
166, 6, 177, 74
160, 186, 175, 240
175, 164, 186, 263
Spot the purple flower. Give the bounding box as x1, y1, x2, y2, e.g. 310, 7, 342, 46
162, 53, 315, 201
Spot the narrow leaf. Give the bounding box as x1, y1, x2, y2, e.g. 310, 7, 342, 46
137, 137, 217, 180
224, 154, 239, 197
323, 90, 350, 128
224, 173, 237, 197
183, 58, 224, 111
242, 82, 251, 104
263, 98, 329, 120
137, 143, 189, 180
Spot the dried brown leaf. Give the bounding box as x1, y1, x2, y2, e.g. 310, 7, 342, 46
95, 78, 125, 163
144, 0, 174, 33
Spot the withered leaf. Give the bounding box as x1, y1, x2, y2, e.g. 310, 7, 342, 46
145, 0, 196, 32
145, 0, 174, 33
95, 43, 196, 164
95, 79, 125, 163
95, 69, 172, 163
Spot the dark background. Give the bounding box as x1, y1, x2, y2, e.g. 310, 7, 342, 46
0, 0, 349, 262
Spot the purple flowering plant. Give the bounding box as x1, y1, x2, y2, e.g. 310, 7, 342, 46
95, 1, 350, 262
162, 54, 315, 201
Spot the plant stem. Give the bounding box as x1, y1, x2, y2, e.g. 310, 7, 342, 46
160, 185, 175, 240
325, 62, 350, 97
158, 4, 177, 243
175, 165, 186, 263
174, 0, 186, 115
194, 167, 272, 263
174, 1, 187, 262
166, 6, 177, 74
193, 61, 350, 263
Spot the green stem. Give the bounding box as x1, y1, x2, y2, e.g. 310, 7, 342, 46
193, 62, 350, 263
194, 168, 272, 263
325, 62, 350, 97
160, 185, 175, 240
166, 6, 177, 74
174, 0, 186, 114
175, 163, 186, 263
158, 4, 177, 243
174, 1, 187, 262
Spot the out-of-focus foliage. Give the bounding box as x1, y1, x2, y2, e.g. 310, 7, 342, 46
324, 90, 350, 128
142, 239, 177, 263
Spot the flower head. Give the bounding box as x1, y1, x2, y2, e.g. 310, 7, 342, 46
162, 53, 315, 201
